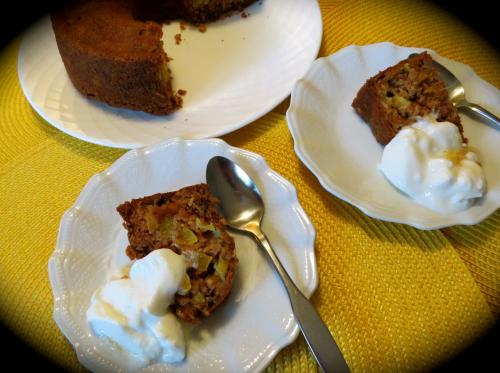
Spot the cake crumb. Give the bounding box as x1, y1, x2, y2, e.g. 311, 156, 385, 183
174, 33, 182, 45
241, 11, 248, 18
177, 89, 187, 96
174, 94, 183, 107
198, 24, 207, 33
180, 21, 186, 31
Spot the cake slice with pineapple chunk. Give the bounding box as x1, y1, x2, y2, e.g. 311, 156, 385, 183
117, 183, 237, 324
352, 52, 464, 145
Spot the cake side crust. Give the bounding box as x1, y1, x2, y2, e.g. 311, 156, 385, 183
51, 0, 181, 115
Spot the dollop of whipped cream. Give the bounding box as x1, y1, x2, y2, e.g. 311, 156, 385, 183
86, 249, 187, 368
379, 116, 486, 213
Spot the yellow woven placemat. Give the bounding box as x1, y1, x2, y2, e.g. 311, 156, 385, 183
0, 1, 499, 372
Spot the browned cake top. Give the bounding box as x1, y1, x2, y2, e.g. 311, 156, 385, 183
117, 184, 237, 324
51, 0, 164, 61
135, 0, 258, 24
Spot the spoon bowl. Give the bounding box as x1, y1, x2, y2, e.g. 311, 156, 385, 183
206, 156, 264, 230
206, 156, 350, 373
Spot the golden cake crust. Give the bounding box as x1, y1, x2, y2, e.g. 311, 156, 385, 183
352, 52, 464, 145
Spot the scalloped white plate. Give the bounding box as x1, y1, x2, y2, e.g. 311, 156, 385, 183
18, 0, 322, 149
48, 138, 317, 372
286, 42, 500, 230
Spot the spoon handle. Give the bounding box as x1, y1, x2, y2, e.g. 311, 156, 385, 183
461, 102, 500, 128
252, 228, 350, 373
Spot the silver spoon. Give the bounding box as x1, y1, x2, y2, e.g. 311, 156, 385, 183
409, 53, 499, 128
206, 156, 350, 373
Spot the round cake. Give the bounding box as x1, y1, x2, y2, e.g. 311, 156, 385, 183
51, 0, 257, 115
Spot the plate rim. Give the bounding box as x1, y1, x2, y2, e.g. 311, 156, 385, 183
286, 41, 500, 230
48, 137, 318, 372
18, 0, 323, 149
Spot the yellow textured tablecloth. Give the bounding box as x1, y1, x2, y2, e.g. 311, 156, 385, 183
1, 1, 499, 372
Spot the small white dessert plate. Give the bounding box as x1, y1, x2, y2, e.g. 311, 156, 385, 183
286, 42, 500, 230
18, 0, 322, 149
48, 138, 317, 372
